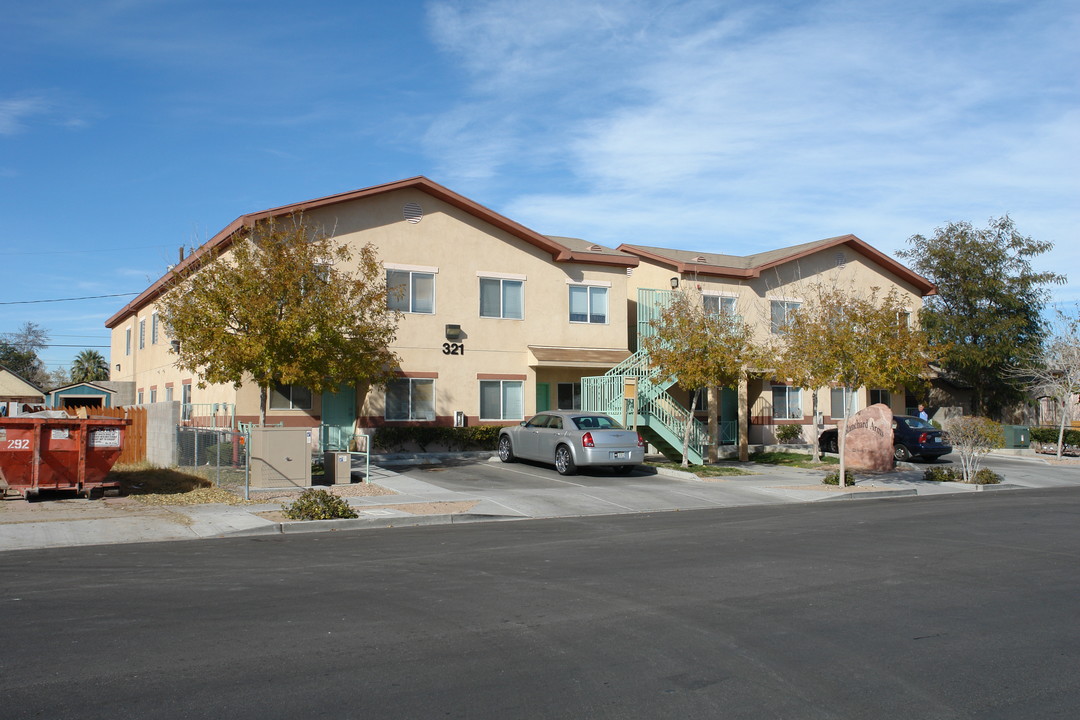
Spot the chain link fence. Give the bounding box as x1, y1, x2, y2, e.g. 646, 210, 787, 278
176, 426, 248, 491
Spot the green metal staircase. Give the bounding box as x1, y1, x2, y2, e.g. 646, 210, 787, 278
581, 289, 709, 465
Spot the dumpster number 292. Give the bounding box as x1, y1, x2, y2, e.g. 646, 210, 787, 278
5, 439, 29, 450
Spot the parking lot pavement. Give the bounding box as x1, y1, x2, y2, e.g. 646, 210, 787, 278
386, 458, 818, 518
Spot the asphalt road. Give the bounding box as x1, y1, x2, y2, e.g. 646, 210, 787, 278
3, 488, 1080, 719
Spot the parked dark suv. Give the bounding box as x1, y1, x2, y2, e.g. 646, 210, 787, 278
818, 414, 951, 462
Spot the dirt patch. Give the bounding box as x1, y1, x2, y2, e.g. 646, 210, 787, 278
257, 500, 479, 522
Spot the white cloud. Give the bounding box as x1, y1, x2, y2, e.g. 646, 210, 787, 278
423, 0, 1080, 298
0, 96, 52, 135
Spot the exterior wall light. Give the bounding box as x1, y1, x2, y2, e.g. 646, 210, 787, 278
670, 277, 680, 289
445, 324, 463, 341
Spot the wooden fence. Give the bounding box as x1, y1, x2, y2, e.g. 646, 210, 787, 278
65, 406, 148, 464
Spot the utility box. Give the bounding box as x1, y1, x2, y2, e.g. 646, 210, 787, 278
1002, 425, 1030, 449
248, 427, 312, 488
323, 452, 353, 484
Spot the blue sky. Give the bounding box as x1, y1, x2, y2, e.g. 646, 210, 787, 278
3, 0, 1078, 375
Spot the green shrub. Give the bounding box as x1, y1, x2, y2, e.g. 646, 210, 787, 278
775, 424, 803, 443
970, 468, 1002, 485
201, 441, 233, 465
281, 489, 358, 520
1030, 427, 1080, 446
922, 466, 959, 482
823, 469, 856, 485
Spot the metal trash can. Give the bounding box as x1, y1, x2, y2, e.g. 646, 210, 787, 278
323, 452, 353, 484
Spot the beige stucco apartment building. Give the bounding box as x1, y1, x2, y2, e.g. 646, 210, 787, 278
105, 177, 935, 459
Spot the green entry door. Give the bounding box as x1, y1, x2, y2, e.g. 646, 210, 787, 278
321, 384, 357, 451
535, 383, 550, 413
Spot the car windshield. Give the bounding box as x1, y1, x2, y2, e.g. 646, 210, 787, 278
571, 415, 624, 430
902, 417, 935, 429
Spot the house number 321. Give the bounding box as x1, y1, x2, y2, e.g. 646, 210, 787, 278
442, 342, 465, 355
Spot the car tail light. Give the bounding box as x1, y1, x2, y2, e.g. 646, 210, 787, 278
918, 432, 928, 443
637, 433, 645, 447
582, 432, 595, 448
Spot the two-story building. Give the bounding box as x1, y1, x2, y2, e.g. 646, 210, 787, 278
105, 177, 638, 445
105, 177, 935, 461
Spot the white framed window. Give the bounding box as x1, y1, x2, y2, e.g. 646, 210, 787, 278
691, 388, 709, 412
831, 387, 858, 418
181, 384, 191, 405
479, 277, 524, 319
125, 327, 132, 356
569, 285, 608, 324
165, 387, 174, 402
557, 382, 581, 410
137, 390, 144, 405
387, 268, 435, 314
703, 295, 736, 316
772, 386, 802, 420
386, 378, 435, 421
480, 380, 524, 421
138, 319, 145, 349
151, 313, 159, 344
770, 299, 801, 334
870, 389, 891, 407
150, 388, 157, 403
270, 383, 312, 410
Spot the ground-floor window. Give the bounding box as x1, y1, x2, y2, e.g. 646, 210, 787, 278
870, 389, 891, 407
386, 378, 435, 421
271, 383, 312, 410
480, 380, 523, 421
830, 387, 857, 418
772, 386, 802, 420
557, 382, 581, 410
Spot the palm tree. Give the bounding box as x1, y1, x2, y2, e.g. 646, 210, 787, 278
70, 349, 110, 383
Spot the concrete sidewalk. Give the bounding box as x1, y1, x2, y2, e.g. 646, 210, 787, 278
0, 456, 1062, 553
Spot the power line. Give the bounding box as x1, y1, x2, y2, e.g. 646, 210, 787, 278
0, 292, 140, 305
0, 244, 175, 256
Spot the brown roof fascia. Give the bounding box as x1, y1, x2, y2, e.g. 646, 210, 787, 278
106, 177, 627, 328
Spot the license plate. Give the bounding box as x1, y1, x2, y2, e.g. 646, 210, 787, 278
610, 451, 626, 459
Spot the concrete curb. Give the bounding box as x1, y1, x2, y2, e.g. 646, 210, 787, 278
269, 512, 524, 535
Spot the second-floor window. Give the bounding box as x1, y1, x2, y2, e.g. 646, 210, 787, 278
870, 389, 891, 407
770, 300, 801, 334
387, 269, 435, 314
704, 295, 736, 316
125, 328, 132, 356
479, 277, 523, 319
138, 320, 145, 349
151, 313, 159, 344
569, 285, 608, 324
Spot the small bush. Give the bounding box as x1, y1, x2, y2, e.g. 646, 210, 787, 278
373, 425, 506, 453
281, 489, 358, 520
201, 441, 233, 466
823, 469, 856, 485
970, 468, 1002, 485
1030, 426, 1080, 446
922, 466, 959, 482
775, 424, 803, 443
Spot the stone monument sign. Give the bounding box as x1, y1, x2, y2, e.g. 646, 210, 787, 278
843, 403, 894, 471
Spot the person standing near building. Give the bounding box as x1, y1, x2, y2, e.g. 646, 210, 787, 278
918, 404, 929, 421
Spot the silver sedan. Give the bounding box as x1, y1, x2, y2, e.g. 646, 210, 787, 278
497, 411, 645, 476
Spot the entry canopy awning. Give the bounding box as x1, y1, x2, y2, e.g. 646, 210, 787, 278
527, 346, 631, 369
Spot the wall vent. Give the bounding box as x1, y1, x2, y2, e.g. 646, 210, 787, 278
836, 252, 846, 268
403, 202, 423, 224
695, 255, 707, 263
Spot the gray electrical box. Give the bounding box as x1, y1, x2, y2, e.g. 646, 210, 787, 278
323, 452, 353, 484
248, 427, 313, 488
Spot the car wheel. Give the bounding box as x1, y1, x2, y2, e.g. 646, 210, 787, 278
498, 435, 515, 463
612, 465, 634, 475
894, 444, 912, 461
555, 445, 577, 476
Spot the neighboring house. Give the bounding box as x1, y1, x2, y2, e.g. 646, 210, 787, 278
0, 365, 46, 416
46, 382, 118, 410
105, 177, 638, 447
577, 236, 935, 461
104, 177, 935, 461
